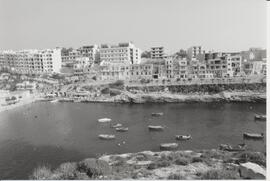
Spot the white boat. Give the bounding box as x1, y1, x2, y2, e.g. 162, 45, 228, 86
98, 118, 112, 123
243, 132, 264, 139
98, 134, 115, 140
175, 134, 192, 141
148, 125, 164, 131
151, 112, 164, 117
115, 127, 129, 132
254, 114, 266, 121
50, 99, 59, 103
111, 123, 122, 128
160, 143, 178, 150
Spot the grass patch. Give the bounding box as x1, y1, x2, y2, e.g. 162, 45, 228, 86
30, 165, 52, 179
201, 169, 240, 179
167, 173, 186, 180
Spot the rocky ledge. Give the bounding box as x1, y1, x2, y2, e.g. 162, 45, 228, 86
108, 91, 266, 103
30, 149, 266, 180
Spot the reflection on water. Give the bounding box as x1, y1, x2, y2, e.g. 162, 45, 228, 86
0, 102, 266, 179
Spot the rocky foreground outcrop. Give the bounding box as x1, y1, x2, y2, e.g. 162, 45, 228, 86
30, 149, 266, 180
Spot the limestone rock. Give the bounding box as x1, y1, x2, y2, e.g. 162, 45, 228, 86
239, 162, 266, 179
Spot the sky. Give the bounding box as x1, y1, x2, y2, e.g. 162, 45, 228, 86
0, 0, 267, 52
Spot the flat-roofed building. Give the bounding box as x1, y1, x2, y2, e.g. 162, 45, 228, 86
187, 46, 205, 61
226, 54, 242, 77
99, 42, 141, 65
0, 48, 62, 74
150, 47, 165, 59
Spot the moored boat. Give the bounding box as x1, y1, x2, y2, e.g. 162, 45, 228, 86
243, 132, 264, 139
111, 123, 122, 128
175, 134, 192, 141
151, 112, 164, 117
148, 125, 164, 131
98, 134, 115, 140
98, 118, 112, 123
160, 143, 178, 150
254, 114, 266, 121
115, 127, 129, 132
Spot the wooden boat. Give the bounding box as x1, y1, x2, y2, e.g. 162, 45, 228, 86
175, 134, 192, 141
151, 112, 164, 117
160, 143, 178, 150
243, 132, 264, 139
148, 125, 164, 131
115, 127, 129, 132
98, 134, 115, 140
98, 118, 112, 123
219, 143, 247, 152
254, 114, 266, 121
111, 123, 122, 128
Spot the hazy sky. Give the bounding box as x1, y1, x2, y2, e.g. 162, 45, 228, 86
0, 0, 267, 52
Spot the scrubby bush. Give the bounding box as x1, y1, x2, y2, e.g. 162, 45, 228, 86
234, 151, 266, 167
191, 157, 204, 163
30, 165, 52, 179
167, 173, 186, 180
77, 158, 111, 178
109, 80, 124, 90
101, 87, 110, 94
54, 162, 77, 179
174, 157, 189, 166
201, 169, 240, 179
109, 89, 122, 96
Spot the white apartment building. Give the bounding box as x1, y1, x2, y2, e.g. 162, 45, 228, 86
0, 48, 62, 74
226, 54, 242, 77
73, 57, 93, 75
187, 46, 204, 61
77, 45, 99, 62
99, 42, 141, 65
150, 47, 165, 59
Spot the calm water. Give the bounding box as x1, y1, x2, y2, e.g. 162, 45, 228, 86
0, 102, 266, 179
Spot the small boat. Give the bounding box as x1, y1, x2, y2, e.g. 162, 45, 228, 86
175, 134, 192, 141
243, 132, 264, 139
219, 143, 247, 152
98, 118, 112, 123
50, 99, 59, 103
254, 114, 266, 121
115, 127, 128, 132
111, 123, 122, 128
160, 143, 178, 150
148, 125, 164, 131
151, 112, 164, 117
98, 134, 115, 140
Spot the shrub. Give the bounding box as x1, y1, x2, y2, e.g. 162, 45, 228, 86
167, 173, 186, 180
109, 80, 124, 90
201, 169, 240, 179
101, 87, 110, 94
234, 151, 266, 167
191, 157, 204, 163
109, 89, 122, 96
77, 158, 111, 178
174, 158, 189, 166
54, 162, 77, 179
30, 165, 52, 179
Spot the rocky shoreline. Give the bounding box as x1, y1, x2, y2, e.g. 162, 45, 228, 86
50, 90, 266, 104
30, 149, 266, 180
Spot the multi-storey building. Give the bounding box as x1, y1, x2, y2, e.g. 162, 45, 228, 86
0, 48, 62, 74
187, 46, 205, 61
73, 57, 93, 75
206, 57, 227, 78
99, 42, 141, 65
77, 45, 99, 62
226, 54, 242, 77
150, 47, 165, 59
243, 60, 266, 76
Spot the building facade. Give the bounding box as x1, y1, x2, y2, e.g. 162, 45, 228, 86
99, 42, 141, 65
150, 47, 165, 59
